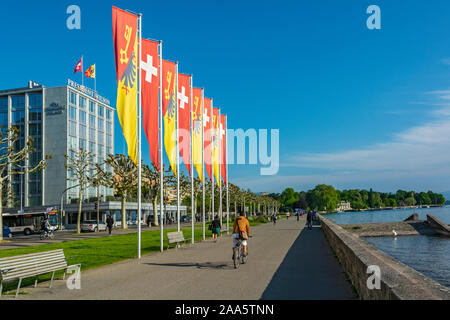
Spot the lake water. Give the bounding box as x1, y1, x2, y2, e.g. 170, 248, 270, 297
325, 206, 450, 289
325, 206, 450, 225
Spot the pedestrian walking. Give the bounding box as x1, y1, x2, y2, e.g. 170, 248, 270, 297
272, 213, 277, 224
211, 215, 221, 242
307, 210, 313, 230
286, 212, 290, 220
106, 214, 114, 235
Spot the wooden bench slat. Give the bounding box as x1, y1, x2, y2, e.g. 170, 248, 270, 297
0, 254, 66, 268
0, 250, 64, 263
0, 258, 67, 273
0, 253, 67, 267
2, 263, 69, 281
1, 260, 68, 277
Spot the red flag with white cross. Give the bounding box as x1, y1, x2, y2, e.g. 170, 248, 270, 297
141, 39, 160, 170
178, 73, 192, 174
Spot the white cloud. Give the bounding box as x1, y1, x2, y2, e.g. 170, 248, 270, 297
274, 90, 450, 191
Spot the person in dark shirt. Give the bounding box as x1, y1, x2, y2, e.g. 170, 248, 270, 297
211, 215, 221, 242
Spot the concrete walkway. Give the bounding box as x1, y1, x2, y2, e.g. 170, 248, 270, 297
7, 217, 356, 300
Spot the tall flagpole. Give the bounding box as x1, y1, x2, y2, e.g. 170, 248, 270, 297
226, 115, 229, 234
137, 13, 142, 260
176, 62, 180, 232
190, 75, 194, 244
219, 109, 222, 232
211, 99, 214, 229
81, 55, 84, 86
201, 89, 205, 240
159, 40, 164, 252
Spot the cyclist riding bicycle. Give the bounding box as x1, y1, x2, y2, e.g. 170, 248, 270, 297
232, 212, 250, 259
42, 218, 51, 235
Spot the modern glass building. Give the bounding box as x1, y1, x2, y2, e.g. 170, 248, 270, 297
0, 80, 114, 218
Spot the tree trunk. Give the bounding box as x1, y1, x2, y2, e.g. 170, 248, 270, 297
152, 196, 159, 226
194, 195, 197, 222
77, 190, 83, 234
96, 186, 100, 232
234, 201, 237, 218
121, 194, 127, 229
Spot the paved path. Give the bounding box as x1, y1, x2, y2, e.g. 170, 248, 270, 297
8, 217, 355, 300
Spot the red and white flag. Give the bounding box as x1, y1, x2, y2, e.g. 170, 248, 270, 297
220, 114, 227, 186
203, 98, 212, 182
141, 39, 160, 170
74, 57, 82, 74
178, 73, 192, 174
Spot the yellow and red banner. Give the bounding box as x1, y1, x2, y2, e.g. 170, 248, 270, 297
203, 98, 212, 182
220, 114, 227, 186
192, 87, 203, 181
141, 39, 160, 170
162, 59, 177, 175
85, 64, 95, 78
178, 73, 191, 175
112, 6, 138, 164
212, 107, 220, 186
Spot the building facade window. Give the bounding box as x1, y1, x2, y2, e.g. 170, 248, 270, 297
69, 121, 77, 136
98, 118, 104, 132
69, 91, 77, 105
106, 121, 112, 133
98, 105, 104, 117
69, 106, 76, 120
89, 115, 95, 128
89, 141, 95, 154
11, 95, 25, 108
79, 124, 86, 138
89, 100, 95, 114
98, 132, 104, 145
89, 127, 96, 141
28, 94, 42, 108
79, 96, 87, 109
79, 138, 86, 150
79, 110, 86, 124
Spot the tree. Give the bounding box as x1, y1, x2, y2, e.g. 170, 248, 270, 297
0, 127, 51, 241
65, 148, 95, 234
100, 154, 138, 229
87, 163, 109, 232
306, 184, 339, 211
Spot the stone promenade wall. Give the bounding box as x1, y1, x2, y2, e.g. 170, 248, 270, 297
318, 214, 450, 300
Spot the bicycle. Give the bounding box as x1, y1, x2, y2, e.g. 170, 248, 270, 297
233, 236, 251, 269
40, 229, 55, 240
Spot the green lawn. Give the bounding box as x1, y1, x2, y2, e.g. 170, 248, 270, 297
0, 215, 273, 293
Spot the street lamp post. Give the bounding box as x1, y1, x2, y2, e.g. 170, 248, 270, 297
60, 184, 79, 230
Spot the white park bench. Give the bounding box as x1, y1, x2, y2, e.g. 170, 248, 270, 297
0, 249, 80, 298
166, 231, 191, 249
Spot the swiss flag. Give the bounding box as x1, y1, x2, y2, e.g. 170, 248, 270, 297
141, 39, 160, 170
74, 57, 82, 74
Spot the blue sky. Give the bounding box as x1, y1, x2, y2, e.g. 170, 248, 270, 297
1, 0, 450, 193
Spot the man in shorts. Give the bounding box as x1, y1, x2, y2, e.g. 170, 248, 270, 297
232, 212, 250, 259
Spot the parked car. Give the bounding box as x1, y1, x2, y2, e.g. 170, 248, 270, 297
2, 226, 12, 238
180, 215, 191, 223
81, 220, 107, 232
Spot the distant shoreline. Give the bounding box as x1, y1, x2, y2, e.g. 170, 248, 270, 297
321, 204, 444, 215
